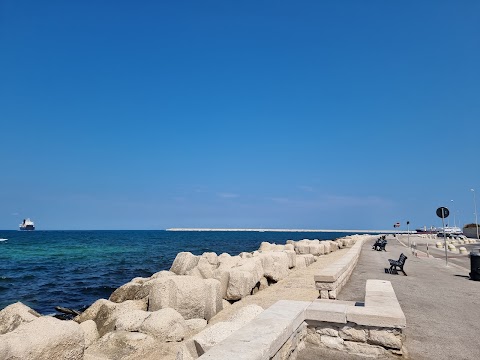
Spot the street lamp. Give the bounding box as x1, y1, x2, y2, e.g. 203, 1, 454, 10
471, 189, 479, 239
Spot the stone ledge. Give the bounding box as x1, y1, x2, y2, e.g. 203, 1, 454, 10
314, 237, 370, 299
346, 306, 406, 328
305, 301, 347, 324
314, 240, 364, 283
198, 300, 310, 360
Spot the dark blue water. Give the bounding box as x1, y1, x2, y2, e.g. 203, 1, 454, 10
0, 230, 358, 314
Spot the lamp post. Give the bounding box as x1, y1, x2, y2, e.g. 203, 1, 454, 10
471, 189, 479, 239
407, 221, 410, 248
450, 200, 456, 227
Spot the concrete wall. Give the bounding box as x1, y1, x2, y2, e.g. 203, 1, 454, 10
198, 280, 406, 359
314, 236, 375, 299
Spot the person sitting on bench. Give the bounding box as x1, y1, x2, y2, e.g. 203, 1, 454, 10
372, 238, 387, 251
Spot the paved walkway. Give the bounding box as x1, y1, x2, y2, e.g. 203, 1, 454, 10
336, 235, 480, 360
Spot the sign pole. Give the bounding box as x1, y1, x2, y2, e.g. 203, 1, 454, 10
436, 206, 450, 267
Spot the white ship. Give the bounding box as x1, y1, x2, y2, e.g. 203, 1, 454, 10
437, 226, 463, 237
19, 218, 35, 231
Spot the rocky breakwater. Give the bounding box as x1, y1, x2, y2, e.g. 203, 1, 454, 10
0, 235, 362, 360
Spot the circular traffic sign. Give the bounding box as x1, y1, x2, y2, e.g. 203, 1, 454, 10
436, 207, 450, 218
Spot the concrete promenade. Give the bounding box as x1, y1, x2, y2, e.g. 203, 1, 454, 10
333, 235, 480, 360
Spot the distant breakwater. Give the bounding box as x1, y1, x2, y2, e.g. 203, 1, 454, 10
167, 228, 407, 233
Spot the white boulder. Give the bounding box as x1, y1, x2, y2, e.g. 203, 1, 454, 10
0, 316, 84, 360
80, 320, 99, 348
76, 299, 147, 336
0, 302, 41, 335
84, 330, 155, 359
170, 252, 200, 275
148, 276, 222, 320
139, 308, 187, 342
114, 309, 151, 332
260, 252, 289, 282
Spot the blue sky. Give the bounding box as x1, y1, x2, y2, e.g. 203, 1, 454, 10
1, 1, 479, 230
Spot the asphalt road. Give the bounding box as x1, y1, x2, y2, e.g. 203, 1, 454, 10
334, 235, 480, 360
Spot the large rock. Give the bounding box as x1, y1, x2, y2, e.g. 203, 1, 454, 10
115, 310, 151, 332
225, 257, 264, 300
204, 279, 223, 321
140, 308, 187, 342
110, 271, 177, 303
84, 330, 155, 360
294, 240, 311, 254
323, 241, 332, 253
212, 255, 241, 298
329, 241, 339, 252
212, 268, 230, 299
0, 316, 84, 360
187, 257, 216, 279
224, 304, 264, 325
185, 318, 207, 335
296, 254, 315, 269
76, 299, 147, 337
308, 240, 320, 255
114, 308, 188, 342
150, 270, 176, 279
259, 242, 274, 251
74, 298, 109, 324
285, 250, 297, 268
0, 302, 41, 335
170, 252, 200, 275
80, 320, 99, 348
260, 252, 289, 282
201, 252, 219, 265
109, 281, 146, 303
225, 269, 256, 300
149, 276, 222, 320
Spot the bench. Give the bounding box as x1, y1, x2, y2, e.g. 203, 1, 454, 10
388, 253, 408, 276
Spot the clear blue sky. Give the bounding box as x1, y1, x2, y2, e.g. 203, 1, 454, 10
1, 1, 479, 230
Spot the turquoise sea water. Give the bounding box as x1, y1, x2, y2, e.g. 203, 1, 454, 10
0, 230, 361, 314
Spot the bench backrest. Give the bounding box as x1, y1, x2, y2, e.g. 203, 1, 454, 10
399, 253, 407, 264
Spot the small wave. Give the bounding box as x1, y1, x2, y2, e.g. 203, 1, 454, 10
82, 285, 117, 297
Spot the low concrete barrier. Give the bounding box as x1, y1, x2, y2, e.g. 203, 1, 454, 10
314, 236, 373, 299
197, 300, 310, 360
198, 279, 406, 359
306, 279, 406, 356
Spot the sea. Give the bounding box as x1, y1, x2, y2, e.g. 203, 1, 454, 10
0, 230, 364, 315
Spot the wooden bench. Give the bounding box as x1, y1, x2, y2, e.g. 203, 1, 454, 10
388, 253, 407, 276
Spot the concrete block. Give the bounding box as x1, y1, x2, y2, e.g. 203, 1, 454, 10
346, 306, 406, 328
305, 301, 347, 324
198, 300, 310, 360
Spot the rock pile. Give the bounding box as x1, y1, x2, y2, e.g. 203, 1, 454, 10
0, 236, 359, 360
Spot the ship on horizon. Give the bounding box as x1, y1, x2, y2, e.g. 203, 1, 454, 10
19, 218, 35, 231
